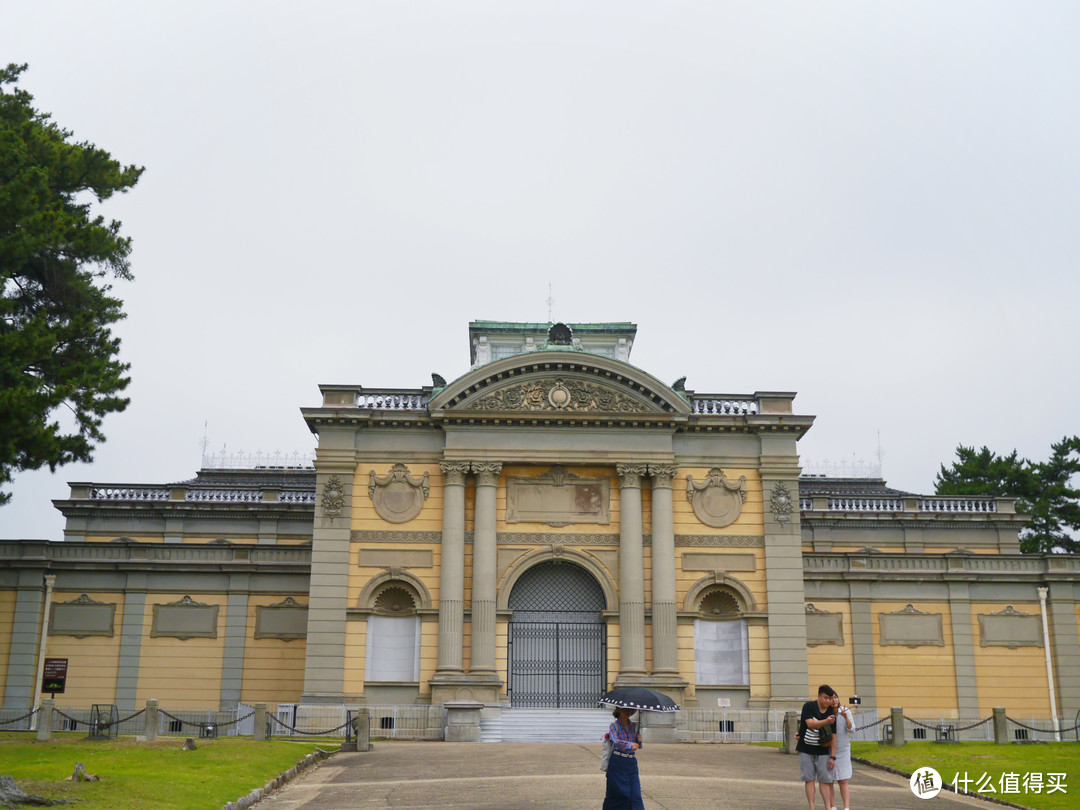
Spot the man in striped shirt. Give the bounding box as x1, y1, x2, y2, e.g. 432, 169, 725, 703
797, 685, 838, 810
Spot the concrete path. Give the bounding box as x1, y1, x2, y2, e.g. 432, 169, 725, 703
256, 742, 1005, 810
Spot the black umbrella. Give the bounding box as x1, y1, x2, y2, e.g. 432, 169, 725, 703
599, 687, 680, 713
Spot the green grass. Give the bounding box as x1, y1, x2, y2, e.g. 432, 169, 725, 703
852, 741, 1080, 810
0, 732, 334, 810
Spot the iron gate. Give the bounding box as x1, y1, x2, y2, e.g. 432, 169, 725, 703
508, 620, 606, 708
507, 561, 608, 708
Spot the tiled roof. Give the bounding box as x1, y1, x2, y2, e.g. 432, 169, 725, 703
798, 476, 915, 497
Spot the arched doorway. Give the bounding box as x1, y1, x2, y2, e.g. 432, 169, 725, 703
507, 561, 606, 708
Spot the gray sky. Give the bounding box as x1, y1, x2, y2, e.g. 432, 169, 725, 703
2, 1, 1078, 540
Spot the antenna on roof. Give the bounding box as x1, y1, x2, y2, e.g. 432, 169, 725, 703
200, 421, 209, 466
876, 430, 886, 477
546, 282, 555, 324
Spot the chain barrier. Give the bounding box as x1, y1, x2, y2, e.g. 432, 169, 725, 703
903, 715, 991, 733
213, 710, 254, 730
100, 708, 146, 728
1006, 716, 1080, 734
862, 715, 889, 729
52, 708, 85, 725
268, 714, 352, 736
158, 709, 221, 730
0, 708, 38, 726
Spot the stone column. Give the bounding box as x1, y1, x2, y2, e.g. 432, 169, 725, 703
470, 462, 502, 678
616, 464, 648, 680
435, 461, 470, 676
649, 465, 679, 675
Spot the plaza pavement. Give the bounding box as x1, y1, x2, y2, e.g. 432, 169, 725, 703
255, 741, 1004, 810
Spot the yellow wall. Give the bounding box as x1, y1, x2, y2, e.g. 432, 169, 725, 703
0, 591, 18, 704
972, 603, 1051, 716
674, 468, 763, 537
240, 596, 306, 704
872, 602, 958, 714
805, 602, 855, 702
134, 594, 228, 709
45, 592, 124, 707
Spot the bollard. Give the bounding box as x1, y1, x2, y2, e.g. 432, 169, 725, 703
253, 703, 267, 741
144, 699, 158, 741
993, 707, 1008, 745
890, 707, 905, 746
37, 698, 53, 742
784, 711, 799, 754
355, 708, 371, 752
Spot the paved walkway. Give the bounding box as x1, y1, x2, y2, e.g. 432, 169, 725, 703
256, 742, 1003, 810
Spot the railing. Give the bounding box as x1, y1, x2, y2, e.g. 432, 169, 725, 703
0, 541, 312, 565
268, 704, 445, 740
358, 392, 429, 410
917, 498, 997, 513
678, 708, 786, 742
690, 397, 759, 415
89, 487, 169, 501
827, 498, 905, 511
278, 491, 315, 503
186, 489, 262, 503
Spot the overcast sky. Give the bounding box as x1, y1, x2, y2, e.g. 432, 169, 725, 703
2, 1, 1078, 540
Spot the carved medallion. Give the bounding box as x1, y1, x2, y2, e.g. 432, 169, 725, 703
686, 468, 747, 528
321, 475, 346, 520
769, 482, 794, 525
369, 464, 430, 524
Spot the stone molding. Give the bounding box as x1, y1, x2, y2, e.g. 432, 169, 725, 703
616, 463, 649, 488
350, 529, 763, 547
978, 605, 1043, 648
686, 468, 747, 528
151, 595, 219, 640
505, 466, 610, 526
320, 475, 347, 520
470, 461, 503, 487
649, 464, 679, 488
769, 482, 795, 525
879, 604, 944, 648
468, 377, 652, 413
368, 464, 429, 523
805, 603, 845, 647
49, 594, 116, 638
683, 572, 759, 614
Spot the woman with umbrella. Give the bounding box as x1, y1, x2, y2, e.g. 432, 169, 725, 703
599, 687, 679, 810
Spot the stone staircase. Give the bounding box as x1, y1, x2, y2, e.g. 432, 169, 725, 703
484, 708, 613, 742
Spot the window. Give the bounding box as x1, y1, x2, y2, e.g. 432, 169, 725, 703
365, 615, 421, 682
694, 619, 749, 686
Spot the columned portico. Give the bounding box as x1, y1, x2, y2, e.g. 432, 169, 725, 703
616, 463, 648, 681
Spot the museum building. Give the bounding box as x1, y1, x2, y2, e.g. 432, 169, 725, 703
2, 320, 1077, 734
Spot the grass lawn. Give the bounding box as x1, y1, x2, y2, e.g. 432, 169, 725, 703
0, 732, 336, 810
851, 741, 1080, 810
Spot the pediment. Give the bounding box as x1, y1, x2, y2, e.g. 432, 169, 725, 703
428, 353, 690, 416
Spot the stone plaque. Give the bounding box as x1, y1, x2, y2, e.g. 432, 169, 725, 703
255, 597, 308, 640
978, 606, 1043, 648
49, 594, 116, 638
151, 595, 219, 640
879, 604, 944, 647
686, 469, 747, 528
682, 553, 756, 572
357, 549, 434, 568
369, 464, 429, 524
805, 604, 844, 647
506, 466, 610, 526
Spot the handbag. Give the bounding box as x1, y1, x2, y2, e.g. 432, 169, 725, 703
818, 718, 833, 745
600, 734, 613, 772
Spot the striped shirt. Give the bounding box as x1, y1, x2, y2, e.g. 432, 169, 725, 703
609, 720, 641, 753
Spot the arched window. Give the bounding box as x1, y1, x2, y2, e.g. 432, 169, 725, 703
693, 585, 749, 687
365, 581, 421, 683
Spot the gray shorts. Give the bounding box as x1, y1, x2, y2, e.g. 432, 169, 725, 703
799, 752, 834, 783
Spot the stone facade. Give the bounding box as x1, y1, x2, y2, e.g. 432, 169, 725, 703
0, 321, 1073, 724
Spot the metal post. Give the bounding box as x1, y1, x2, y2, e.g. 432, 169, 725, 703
30, 575, 57, 730
1037, 587, 1061, 741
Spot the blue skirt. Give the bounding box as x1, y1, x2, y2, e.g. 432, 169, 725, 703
603, 752, 644, 810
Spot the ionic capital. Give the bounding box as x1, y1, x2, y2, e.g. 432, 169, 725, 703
649, 464, 679, 489
439, 461, 471, 486
471, 462, 503, 487
616, 463, 650, 489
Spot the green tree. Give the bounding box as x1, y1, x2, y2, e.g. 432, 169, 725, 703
0, 63, 143, 504
935, 437, 1080, 553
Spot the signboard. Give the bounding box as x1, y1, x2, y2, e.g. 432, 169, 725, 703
41, 658, 68, 694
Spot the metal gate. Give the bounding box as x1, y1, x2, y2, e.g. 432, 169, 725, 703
507, 561, 607, 708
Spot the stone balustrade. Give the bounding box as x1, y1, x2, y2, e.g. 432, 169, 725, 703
89, 487, 170, 501
81, 486, 316, 505
690, 396, 759, 415
185, 489, 263, 503
357, 391, 429, 410
0, 540, 312, 564
800, 496, 1002, 515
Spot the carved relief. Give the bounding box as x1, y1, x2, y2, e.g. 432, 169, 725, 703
369, 464, 430, 524
151, 595, 219, 640
686, 468, 747, 528
49, 594, 116, 638
470, 378, 646, 413
616, 463, 649, 489
879, 604, 944, 648
471, 461, 503, 487
506, 465, 610, 526
805, 604, 844, 647
649, 464, 679, 488
769, 482, 794, 525
321, 475, 346, 520
439, 461, 470, 486
978, 605, 1043, 648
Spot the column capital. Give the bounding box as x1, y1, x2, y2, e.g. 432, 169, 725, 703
471, 462, 503, 487
648, 464, 679, 488
440, 461, 471, 486
616, 463, 649, 489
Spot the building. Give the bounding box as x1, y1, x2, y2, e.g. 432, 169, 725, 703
2, 320, 1075, 736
